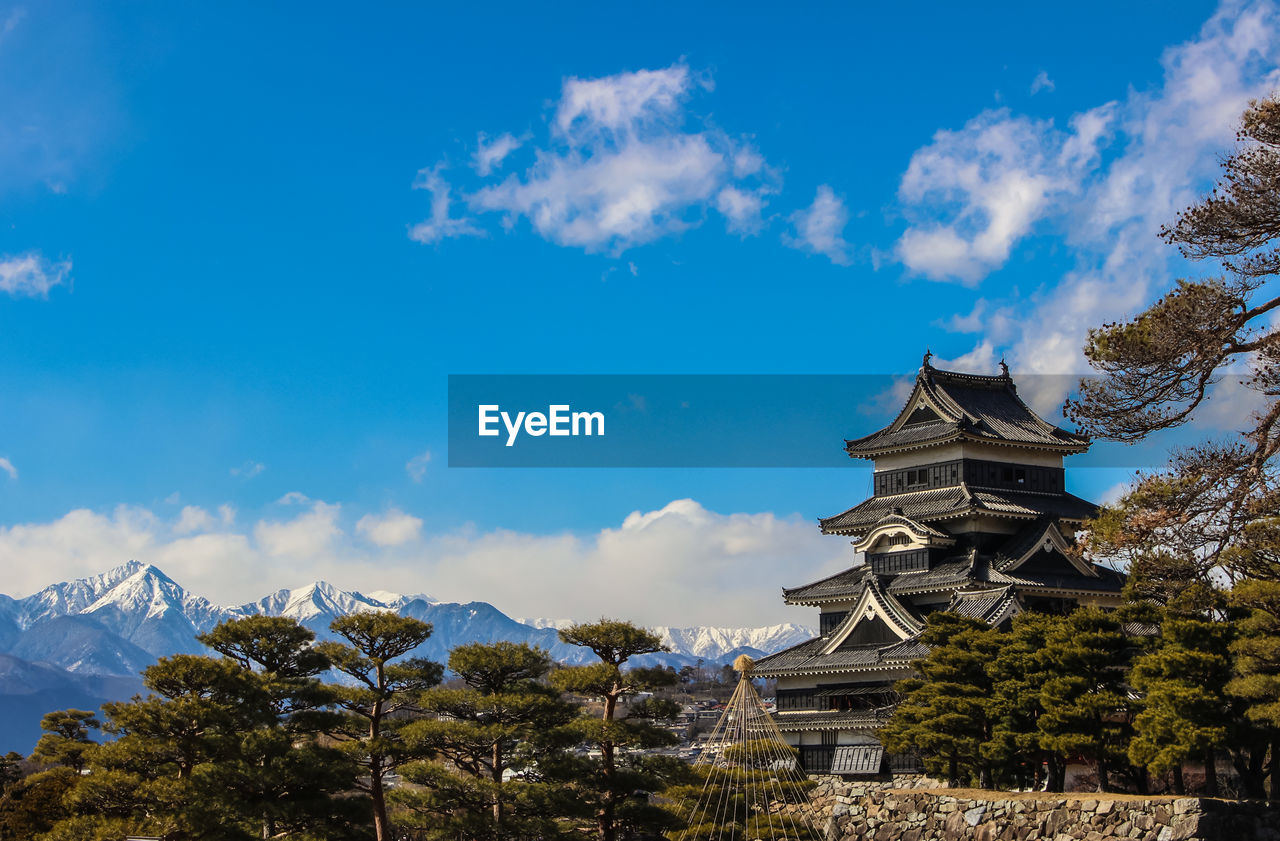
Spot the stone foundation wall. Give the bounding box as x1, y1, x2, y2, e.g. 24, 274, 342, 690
808, 778, 1280, 841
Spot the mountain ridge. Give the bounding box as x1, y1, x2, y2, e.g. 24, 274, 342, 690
0, 561, 814, 751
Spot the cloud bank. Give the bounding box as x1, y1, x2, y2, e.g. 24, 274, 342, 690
0, 498, 848, 628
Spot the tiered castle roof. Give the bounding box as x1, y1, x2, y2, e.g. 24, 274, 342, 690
755, 358, 1125, 694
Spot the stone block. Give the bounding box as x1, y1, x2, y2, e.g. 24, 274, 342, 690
966, 805, 989, 827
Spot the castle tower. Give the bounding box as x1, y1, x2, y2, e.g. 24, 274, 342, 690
753, 357, 1125, 776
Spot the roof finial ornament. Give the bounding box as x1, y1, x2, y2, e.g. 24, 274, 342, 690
999, 358, 1010, 377
922, 348, 933, 370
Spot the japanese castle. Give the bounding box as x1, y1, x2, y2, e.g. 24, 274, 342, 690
753, 356, 1125, 776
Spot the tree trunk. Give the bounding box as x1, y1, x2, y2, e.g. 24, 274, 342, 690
599, 690, 618, 841
1173, 764, 1185, 796
1232, 745, 1266, 799
1204, 747, 1218, 797
1270, 736, 1280, 801
370, 704, 391, 841
492, 739, 504, 832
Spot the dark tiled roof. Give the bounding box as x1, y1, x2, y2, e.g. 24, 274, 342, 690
819, 485, 1098, 536
886, 560, 973, 594
773, 710, 893, 732
1015, 566, 1126, 594
865, 513, 952, 541
946, 586, 1020, 622
783, 566, 871, 605
996, 518, 1061, 564
844, 366, 1089, 458
814, 686, 896, 698
753, 636, 920, 677
877, 638, 929, 661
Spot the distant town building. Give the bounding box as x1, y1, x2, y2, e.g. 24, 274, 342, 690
753, 357, 1124, 776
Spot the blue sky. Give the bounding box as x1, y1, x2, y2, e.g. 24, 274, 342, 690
0, 1, 1274, 626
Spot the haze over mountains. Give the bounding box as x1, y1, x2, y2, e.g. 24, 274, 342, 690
0, 561, 813, 751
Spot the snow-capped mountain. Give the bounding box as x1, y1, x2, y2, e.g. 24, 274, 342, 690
3, 562, 814, 673
0, 562, 814, 750
650, 624, 815, 662
515, 617, 575, 631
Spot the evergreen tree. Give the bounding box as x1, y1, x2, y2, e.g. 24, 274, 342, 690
39, 618, 370, 841
317, 613, 443, 841
32, 710, 99, 773
553, 620, 682, 841
0, 753, 23, 792
1038, 609, 1133, 793
0, 768, 78, 840
199, 615, 366, 838
983, 612, 1066, 791
881, 612, 1000, 787
58, 654, 265, 839
394, 641, 578, 840
1128, 596, 1234, 795
662, 741, 814, 841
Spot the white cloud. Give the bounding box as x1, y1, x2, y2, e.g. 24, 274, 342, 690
230, 461, 265, 479
174, 505, 215, 535
277, 491, 310, 505
554, 65, 698, 139
784, 185, 851, 265
356, 508, 423, 547
716, 185, 769, 234
911, 1, 1280, 380
253, 500, 342, 558
418, 64, 777, 254
936, 340, 999, 373
0, 253, 70, 298
0, 498, 848, 627
0, 457, 15, 480
405, 450, 431, 482
895, 108, 1113, 284
408, 164, 484, 244
473, 132, 523, 176
1031, 70, 1056, 95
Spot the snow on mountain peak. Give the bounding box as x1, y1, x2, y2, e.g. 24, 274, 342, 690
243, 581, 396, 622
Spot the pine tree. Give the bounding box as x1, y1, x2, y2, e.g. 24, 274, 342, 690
983, 612, 1066, 791
1128, 603, 1234, 795
199, 615, 365, 838
553, 619, 683, 841
394, 641, 578, 840
32, 710, 99, 774
317, 613, 443, 841
881, 612, 1000, 787
1038, 609, 1133, 793
39, 618, 372, 841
